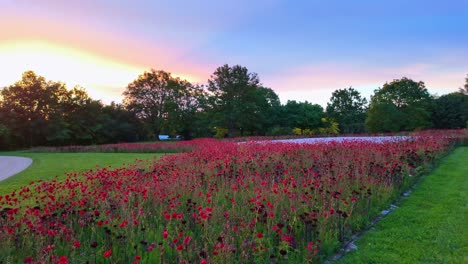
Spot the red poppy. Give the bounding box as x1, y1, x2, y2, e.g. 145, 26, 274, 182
104, 250, 112, 258
73, 241, 81, 249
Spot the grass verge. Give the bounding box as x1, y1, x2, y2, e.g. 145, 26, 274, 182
0, 152, 164, 195
339, 147, 467, 264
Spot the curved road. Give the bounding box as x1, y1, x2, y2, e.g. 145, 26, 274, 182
0, 156, 33, 182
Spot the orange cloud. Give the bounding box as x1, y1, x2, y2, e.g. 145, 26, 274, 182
0, 40, 209, 103
0, 9, 212, 101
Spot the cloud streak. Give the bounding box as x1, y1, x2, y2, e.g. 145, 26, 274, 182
264, 60, 467, 106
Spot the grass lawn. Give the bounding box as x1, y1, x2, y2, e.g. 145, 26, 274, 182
339, 147, 467, 264
0, 152, 164, 195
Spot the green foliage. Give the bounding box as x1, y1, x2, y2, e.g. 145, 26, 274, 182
282, 100, 324, 134
0, 123, 10, 149
0, 71, 70, 147
432, 92, 468, 129
0, 71, 143, 149
214, 127, 228, 138
366, 77, 433, 132
326, 87, 367, 133
207, 64, 261, 137
366, 102, 404, 132
266, 126, 292, 136
460, 74, 468, 95
319, 117, 340, 135
292, 118, 340, 135
123, 69, 202, 139
238, 86, 282, 135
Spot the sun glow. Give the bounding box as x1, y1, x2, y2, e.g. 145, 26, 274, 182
0, 40, 201, 103
0, 40, 146, 102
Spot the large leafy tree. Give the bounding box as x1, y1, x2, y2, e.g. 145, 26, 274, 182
432, 92, 467, 129
282, 100, 324, 134
0, 71, 146, 149
207, 64, 260, 137
366, 77, 433, 132
238, 86, 281, 135
326, 87, 368, 133
0, 71, 70, 147
164, 84, 206, 139
123, 69, 198, 140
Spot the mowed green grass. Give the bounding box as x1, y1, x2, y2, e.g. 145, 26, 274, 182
340, 147, 468, 264
0, 152, 164, 195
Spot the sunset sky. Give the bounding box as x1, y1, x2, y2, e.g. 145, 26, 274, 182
1, 0, 467, 106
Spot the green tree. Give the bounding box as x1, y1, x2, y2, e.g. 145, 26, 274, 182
123, 69, 197, 140
366, 77, 433, 132
459, 74, 468, 95
432, 92, 468, 129
326, 87, 368, 133
207, 64, 260, 137
0, 71, 70, 147
239, 86, 281, 135
164, 84, 206, 139
283, 100, 324, 134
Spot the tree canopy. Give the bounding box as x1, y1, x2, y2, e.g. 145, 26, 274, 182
282, 100, 324, 134
459, 74, 468, 95
366, 77, 433, 132
432, 92, 468, 129
326, 87, 367, 133
123, 69, 201, 139
0, 71, 141, 149
1, 69, 466, 150
207, 64, 261, 137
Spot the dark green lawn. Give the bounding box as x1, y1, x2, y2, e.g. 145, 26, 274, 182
0, 152, 163, 195
339, 147, 467, 264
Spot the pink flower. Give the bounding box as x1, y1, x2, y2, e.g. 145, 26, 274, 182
183, 236, 192, 245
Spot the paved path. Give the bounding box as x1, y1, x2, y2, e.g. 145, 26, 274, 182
0, 156, 33, 182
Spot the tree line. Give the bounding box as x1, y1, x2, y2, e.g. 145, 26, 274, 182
0, 67, 467, 149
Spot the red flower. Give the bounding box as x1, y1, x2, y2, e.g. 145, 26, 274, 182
200, 260, 207, 264
119, 220, 128, 228
23, 257, 34, 263
281, 234, 292, 242
257, 232, 263, 238
183, 236, 192, 245
104, 249, 112, 258
58, 256, 68, 264
163, 229, 168, 239
73, 241, 81, 249
307, 241, 314, 251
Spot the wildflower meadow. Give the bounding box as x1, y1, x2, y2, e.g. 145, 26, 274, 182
0, 130, 466, 263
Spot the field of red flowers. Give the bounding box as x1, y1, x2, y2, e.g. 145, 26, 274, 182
1, 131, 466, 263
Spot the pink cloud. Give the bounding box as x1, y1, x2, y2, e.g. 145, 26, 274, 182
265, 62, 464, 93
263, 61, 466, 106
